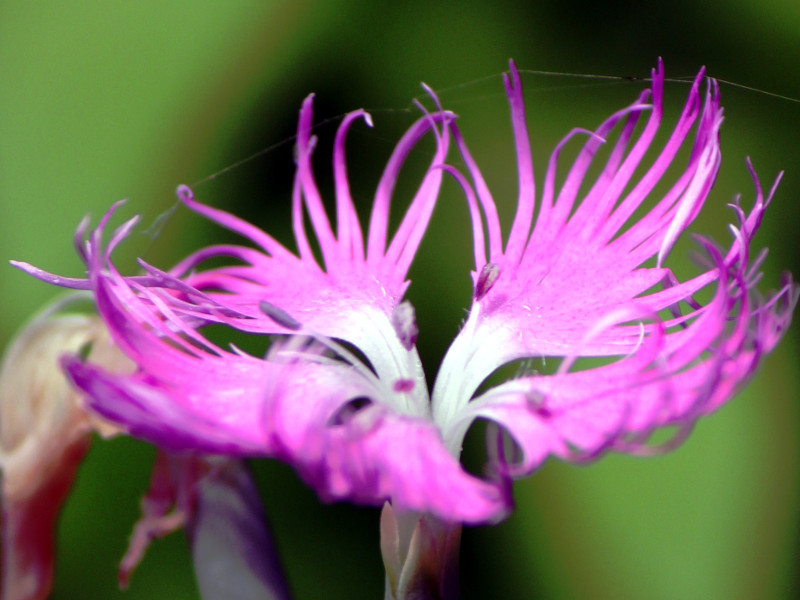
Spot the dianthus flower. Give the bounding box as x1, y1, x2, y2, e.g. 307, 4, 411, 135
14, 60, 797, 598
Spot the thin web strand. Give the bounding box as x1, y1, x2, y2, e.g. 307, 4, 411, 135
137, 68, 800, 248
186, 70, 800, 195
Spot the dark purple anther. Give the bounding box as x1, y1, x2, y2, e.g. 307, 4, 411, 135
475, 263, 499, 300
259, 301, 302, 331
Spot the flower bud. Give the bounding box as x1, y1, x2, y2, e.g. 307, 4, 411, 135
0, 295, 130, 600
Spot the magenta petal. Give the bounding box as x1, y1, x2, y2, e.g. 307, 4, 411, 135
311, 410, 507, 523
436, 64, 725, 408
169, 96, 451, 352
64, 357, 270, 455
55, 269, 276, 454
264, 360, 508, 523
434, 61, 796, 475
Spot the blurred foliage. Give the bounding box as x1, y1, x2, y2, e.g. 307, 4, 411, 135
1, 1, 799, 599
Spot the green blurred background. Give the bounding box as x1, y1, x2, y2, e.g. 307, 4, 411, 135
2, 1, 799, 598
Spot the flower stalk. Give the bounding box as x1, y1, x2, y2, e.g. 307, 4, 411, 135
381, 504, 460, 600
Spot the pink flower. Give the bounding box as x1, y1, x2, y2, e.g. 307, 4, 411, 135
433, 60, 798, 477
15, 61, 797, 528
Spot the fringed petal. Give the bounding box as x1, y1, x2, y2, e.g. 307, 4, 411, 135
442, 192, 797, 473
435, 62, 728, 421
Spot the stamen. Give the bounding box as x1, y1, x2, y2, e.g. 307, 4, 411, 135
258, 301, 302, 331
391, 301, 418, 350
475, 263, 500, 300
